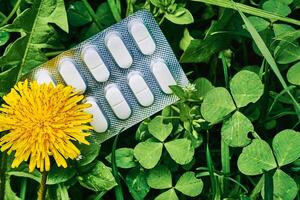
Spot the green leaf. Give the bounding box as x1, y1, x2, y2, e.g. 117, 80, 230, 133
230, 70, 264, 108
149, 0, 163, 7
237, 139, 277, 175
95, 2, 115, 27
67, 1, 92, 27
78, 161, 117, 192
0, 31, 9, 46
175, 172, 203, 197
165, 138, 194, 165
107, 0, 121, 22
272, 129, 300, 167
155, 188, 178, 200
165, 7, 194, 25
80, 2, 116, 40
262, 0, 291, 17
221, 111, 253, 147
5, 177, 20, 200
7, 163, 41, 183
148, 116, 173, 142
275, 42, 300, 64
180, 9, 234, 63
135, 119, 151, 141
180, 37, 229, 63
194, 77, 214, 99
287, 62, 300, 86
47, 165, 76, 185
147, 165, 172, 189
0, 0, 68, 94
77, 141, 100, 167
106, 148, 137, 169
0, 66, 18, 97
126, 167, 150, 200
261, 169, 298, 200
179, 28, 193, 51
46, 184, 70, 200
169, 85, 186, 99
248, 16, 270, 32
273, 24, 295, 37
273, 29, 300, 64
201, 87, 236, 123
47, 184, 69, 200
134, 141, 163, 169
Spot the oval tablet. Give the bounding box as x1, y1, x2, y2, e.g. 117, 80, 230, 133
58, 59, 86, 93
105, 84, 131, 120
151, 61, 176, 94
84, 97, 108, 133
128, 72, 154, 107
106, 33, 133, 69
129, 22, 156, 55
35, 70, 56, 86
82, 47, 110, 82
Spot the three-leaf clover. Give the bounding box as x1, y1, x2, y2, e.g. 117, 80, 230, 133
238, 129, 300, 200
201, 70, 264, 147
134, 116, 194, 169
147, 165, 203, 199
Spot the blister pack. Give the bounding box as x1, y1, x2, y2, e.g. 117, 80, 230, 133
26, 10, 189, 143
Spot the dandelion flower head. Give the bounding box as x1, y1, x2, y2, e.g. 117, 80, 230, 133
0, 80, 93, 172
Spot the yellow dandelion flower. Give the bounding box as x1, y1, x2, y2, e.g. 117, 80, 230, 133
0, 80, 93, 172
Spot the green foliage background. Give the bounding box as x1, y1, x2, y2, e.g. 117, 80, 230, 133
0, 0, 300, 199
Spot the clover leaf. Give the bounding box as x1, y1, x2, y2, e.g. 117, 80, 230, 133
164, 138, 194, 165
221, 111, 253, 147
272, 129, 300, 166
148, 116, 173, 142
261, 169, 298, 200
174, 172, 203, 197
230, 70, 264, 108
237, 139, 277, 176
147, 165, 172, 189
201, 87, 236, 123
134, 141, 163, 169
238, 130, 300, 176
155, 188, 178, 200
126, 167, 150, 200
287, 62, 300, 86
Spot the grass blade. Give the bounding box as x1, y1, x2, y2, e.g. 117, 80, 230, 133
192, 0, 300, 26
250, 176, 264, 200
206, 132, 221, 200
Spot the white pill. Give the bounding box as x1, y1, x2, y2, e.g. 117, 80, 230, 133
128, 72, 154, 107
106, 33, 133, 69
105, 85, 131, 120
82, 47, 110, 82
58, 59, 86, 93
151, 61, 176, 94
129, 22, 156, 55
35, 70, 56, 86
84, 97, 108, 133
